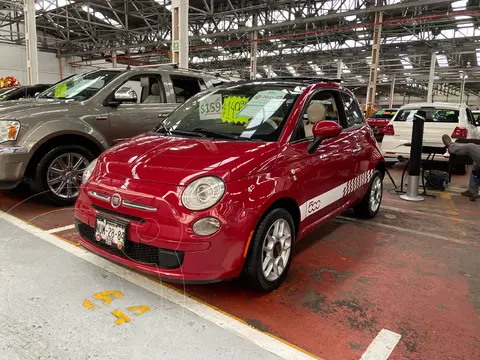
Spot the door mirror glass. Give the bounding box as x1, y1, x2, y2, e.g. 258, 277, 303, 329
114, 87, 138, 103
312, 121, 342, 139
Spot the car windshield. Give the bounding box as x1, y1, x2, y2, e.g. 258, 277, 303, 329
0, 87, 19, 100
370, 109, 397, 119
394, 108, 460, 123
154, 83, 304, 141
37, 70, 120, 101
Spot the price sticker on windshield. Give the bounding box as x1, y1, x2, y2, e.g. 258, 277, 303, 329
199, 94, 222, 120
54, 83, 67, 98
222, 96, 250, 124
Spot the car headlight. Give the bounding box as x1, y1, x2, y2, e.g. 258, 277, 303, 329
182, 176, 225, 211
82, 158, 98, 184
0, 120, 20, 143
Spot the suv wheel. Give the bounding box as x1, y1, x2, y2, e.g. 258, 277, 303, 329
242, 208, 295, 292
28, 145, 95, 206
354, 169, 383, 219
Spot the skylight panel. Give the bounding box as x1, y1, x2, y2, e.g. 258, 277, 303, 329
81, 5, 121, 27
452, 0, 467, 11
400, 57, 413, 69
436, 54, 449, 67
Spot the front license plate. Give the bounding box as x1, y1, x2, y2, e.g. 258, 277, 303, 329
95, 215, 128, 250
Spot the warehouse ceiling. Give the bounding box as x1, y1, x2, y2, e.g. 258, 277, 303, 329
1, 0, 480, 98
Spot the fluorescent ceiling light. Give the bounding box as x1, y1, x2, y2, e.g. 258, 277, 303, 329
345, 15, 356, 21
436, 54, 449, 67
458, 22, 474, 28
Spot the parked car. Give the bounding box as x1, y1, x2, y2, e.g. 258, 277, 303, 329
382, 102, 480, 173
366, 108, 398, 142
0, 67, 226, 205
75, 77, 386, 292
0, 84, 51, 101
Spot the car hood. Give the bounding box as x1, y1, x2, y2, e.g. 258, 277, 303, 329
97, 133, 279, 186
0, 99, 80, 118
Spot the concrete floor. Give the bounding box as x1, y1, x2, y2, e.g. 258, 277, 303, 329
0, 166, 479, 360
0, 218, 284, 360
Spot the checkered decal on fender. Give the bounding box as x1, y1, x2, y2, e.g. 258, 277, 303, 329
343, 169, 374, 197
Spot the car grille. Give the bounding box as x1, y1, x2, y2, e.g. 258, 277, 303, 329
91, 204, 145, 223
75, 219, 184, 269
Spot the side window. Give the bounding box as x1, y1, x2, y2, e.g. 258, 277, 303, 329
291, 90, 341, 142
340, 92, 364, 128
118, 75, 164, 104
466, 108, 478, 126
170, 75, 201, 103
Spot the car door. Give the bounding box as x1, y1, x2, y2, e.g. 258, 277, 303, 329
338, 91, 374, 202
106, 73, 176, 145
282, 88, 357, 230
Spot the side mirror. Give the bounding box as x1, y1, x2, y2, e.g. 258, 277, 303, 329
113, 87, 137, 103
308, 121, 342, 154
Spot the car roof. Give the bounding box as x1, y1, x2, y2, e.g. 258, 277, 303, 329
399, 102, 464, 110
230, 77, 344, 88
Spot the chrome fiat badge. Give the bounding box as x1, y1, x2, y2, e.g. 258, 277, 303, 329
111, 193, 122, 208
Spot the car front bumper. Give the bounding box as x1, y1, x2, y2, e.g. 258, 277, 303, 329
0, 146, 28, 189
74, 181, 260, 283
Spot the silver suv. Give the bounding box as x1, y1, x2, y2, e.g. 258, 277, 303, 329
0, 67, 226, 205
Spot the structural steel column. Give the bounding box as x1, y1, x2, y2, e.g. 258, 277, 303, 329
24, 0, 39, 85
267, 65, 272, 78
389, 76, 396, 108
427, 52, 436, 102
337, 59, 342, 79
459, 73, 466, 103
171, 0, 189, 68
250, 30, 258, 80
111, 50, 117, 68
366, 10, 382, 118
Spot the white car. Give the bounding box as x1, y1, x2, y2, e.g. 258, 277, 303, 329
382, 102, 480, 170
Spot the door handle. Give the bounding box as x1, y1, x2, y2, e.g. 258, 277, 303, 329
352, 147, 361, 153
96, 116, 108, 121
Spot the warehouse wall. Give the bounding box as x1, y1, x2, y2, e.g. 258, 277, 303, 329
0, 43, 77, 85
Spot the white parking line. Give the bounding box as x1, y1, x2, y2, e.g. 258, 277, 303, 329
360, 329, 401, 360
0, 210, 319, 360
46, 224, 76, 234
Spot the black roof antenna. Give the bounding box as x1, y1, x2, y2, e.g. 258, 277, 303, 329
126, 65, 131, 70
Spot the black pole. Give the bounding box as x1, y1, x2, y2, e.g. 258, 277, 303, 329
408, 110, 426, 176
400, 110, 426, 201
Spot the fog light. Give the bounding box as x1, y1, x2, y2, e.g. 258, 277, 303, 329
192, 217, 221, 236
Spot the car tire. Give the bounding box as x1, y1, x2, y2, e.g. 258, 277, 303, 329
454, 164, 467, 175
354, 169, 383, 219
242, 208, 295, 292
28, 145, 95, 206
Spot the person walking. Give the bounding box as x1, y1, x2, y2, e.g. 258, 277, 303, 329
442, 134, 480, 198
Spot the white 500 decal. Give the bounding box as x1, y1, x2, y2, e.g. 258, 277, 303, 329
299, 169, 374, 221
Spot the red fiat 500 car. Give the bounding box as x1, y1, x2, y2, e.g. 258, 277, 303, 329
367, 108, 398, 142
75, 78, 385, 292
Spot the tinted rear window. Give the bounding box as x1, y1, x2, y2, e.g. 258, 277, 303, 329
394, 108, 459, 123
371, 109, 397, 119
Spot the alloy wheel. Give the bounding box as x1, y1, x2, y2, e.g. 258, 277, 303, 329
47, 153, 89, 199
262, 218, 292, 281
369, 176, 382, 213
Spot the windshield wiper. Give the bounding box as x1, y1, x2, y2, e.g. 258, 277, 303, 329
192, 128, 252, 140
156, 126, 207, 138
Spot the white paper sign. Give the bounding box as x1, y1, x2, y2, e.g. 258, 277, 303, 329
237, 90, 286, 118
199, 94, 222, 120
